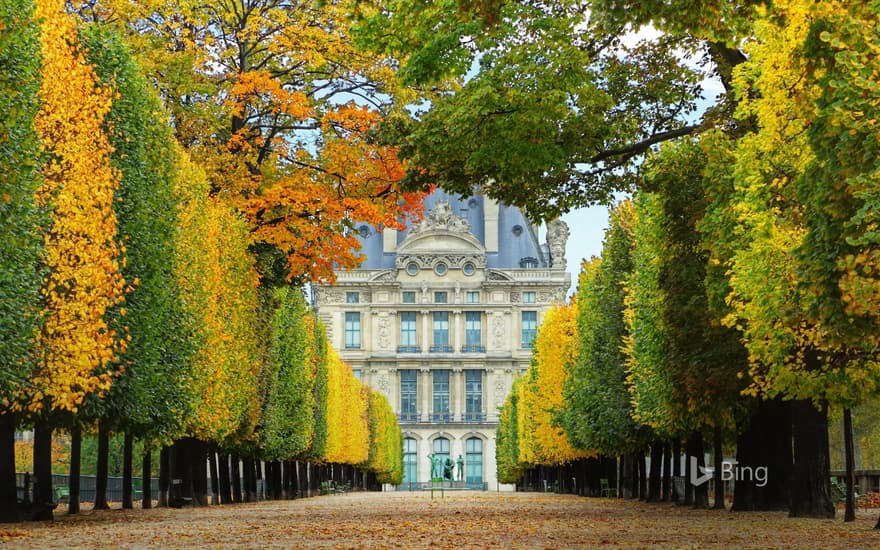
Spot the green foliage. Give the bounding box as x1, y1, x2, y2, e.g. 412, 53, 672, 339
308, 318, 329, 461
359, 0, 704, 219
496, 377, 524, 484
0, 0, 44, 409
364, 390, 404, 485
80, 25, 195, 441
628, 141, 746, 435
561, 203, 651, 454
259, 286, 316, 461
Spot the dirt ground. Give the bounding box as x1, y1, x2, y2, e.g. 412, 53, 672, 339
1, 491, 878, 549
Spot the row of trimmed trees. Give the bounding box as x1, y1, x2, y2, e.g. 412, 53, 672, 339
1, 0, 403, 522
499, 137, 879, 526
496, 0, 880, 527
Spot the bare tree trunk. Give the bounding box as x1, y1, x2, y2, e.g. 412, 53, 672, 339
843, 408, 855, 522
122, 432, 133, 509
93, 423, 110, 510
713, 427, 725, 509
68, 425, 81, 514
158, 445, 170, 507
0, 412, 17, 522
142, 447, 152, 509
32, 420, 54, 520
790, 399, 834, 518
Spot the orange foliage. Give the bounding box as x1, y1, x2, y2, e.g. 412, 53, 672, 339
29, 0, 125, 413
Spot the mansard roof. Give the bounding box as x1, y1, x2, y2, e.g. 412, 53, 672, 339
354, 189, 548, 270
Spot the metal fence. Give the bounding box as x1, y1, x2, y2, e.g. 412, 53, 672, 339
16, 473, 160, 503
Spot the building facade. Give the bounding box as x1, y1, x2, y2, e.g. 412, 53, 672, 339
315, 191, 570, 490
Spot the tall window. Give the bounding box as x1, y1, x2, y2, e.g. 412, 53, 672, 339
344, 312, 361, 349
399, 311, 418, 352
432, 437, 450, 479
466, 437, 483, 484
521, 311, 537, 349
346, 291, 359, 304
404, 438, 418, 484
432, 370, 450, 421
402, 291, 416, 304
432, 311, 450, 352
464, 311, 482, 352
465, 370, 482, 421
399, 370, 418, 422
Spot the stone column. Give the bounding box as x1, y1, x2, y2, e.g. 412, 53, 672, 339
420, 309, 430, 353
453, 310, 462, 352
452, 368, 463, 422
420, 366, 431, 422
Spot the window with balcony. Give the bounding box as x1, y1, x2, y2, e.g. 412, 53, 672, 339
521, 311, 537, 349
399, 370, 418, 422
431, 311, 451, 352
344, 312, 361, 349
398, 311, 419, 352
463, 311, 483, 352
432, 370, 450, 422
465, 370, 483, 422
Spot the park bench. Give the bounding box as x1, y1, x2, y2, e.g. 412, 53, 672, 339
320, 480, 349, 495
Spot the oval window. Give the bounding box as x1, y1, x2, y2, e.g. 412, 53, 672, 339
406, 262, 419, 276
434, 262, 448, 276
462, 262, 476, 276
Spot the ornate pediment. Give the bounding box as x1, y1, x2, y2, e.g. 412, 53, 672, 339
409, 200, 471, 236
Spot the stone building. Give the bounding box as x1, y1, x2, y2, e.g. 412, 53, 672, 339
315, 191, 570, 490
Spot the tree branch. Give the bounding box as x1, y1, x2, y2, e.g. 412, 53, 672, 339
589, 124, 701, 164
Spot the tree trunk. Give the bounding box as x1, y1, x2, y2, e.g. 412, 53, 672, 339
282, 460, 292, 499
648, 442, 662, 502
93, 423, 110, 510
231, 454, 242, 503
190, 440, 208, 506
32, 420, 54, 520
122, 432, 133, 509
662, 442, 672, 502
686, 430, 708, 508
0, 412, 18, 522
209, 448, 220, 505
158, 445, 170, 507
683, 438, 694, 506
732, 398, 791, 511
142, 447, 152, 509
68, 425, 81, 515
713, 427, 725, 509
843, 407, 855, 522
671, 439, 681, 504
789, 399, 835, 518
218, 453, 231, 504
242, 457, 253, 502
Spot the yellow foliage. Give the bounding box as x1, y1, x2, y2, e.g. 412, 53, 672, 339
29, 0, 125, 413
323, 347, 369, 465
173, 150, 262, 442
519, 301, 594, 466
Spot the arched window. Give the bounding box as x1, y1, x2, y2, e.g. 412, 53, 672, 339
403, 438, 418, 484
466, 437, 483, 484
